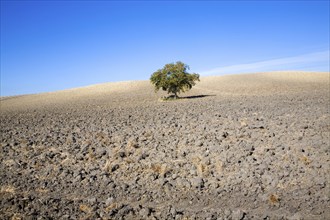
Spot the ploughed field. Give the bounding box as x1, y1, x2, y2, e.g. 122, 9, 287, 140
1, 71, 329, 219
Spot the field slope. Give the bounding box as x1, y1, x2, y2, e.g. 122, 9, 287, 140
1, 71, 329, 219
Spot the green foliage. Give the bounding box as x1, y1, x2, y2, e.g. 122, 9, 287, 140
150, 61, 200, 98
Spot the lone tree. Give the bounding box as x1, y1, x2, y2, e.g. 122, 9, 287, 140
150, 61, 200, 99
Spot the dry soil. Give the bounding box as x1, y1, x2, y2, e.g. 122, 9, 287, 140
1, 71, 329, 219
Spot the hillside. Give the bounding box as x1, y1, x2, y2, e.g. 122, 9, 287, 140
1, 71, 328, 110
1, 71, 329, 219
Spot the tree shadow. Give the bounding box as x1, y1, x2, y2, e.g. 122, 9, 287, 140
181, 94, 216, 99
160, 94, 216, 101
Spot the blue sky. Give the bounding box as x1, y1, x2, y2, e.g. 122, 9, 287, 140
1, 1, 329, 96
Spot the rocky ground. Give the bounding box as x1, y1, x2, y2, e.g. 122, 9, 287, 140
1, 72, 329, 219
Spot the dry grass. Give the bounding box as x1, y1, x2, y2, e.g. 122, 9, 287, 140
0, 185, 16, 194
127, 139, 139, 149
79, 204, 92, 213
35, 188, 49, 193
104, 202, 119, 212
215, 160, 224, 175
151, 163, 170, 177
103, 159, 115, 172
192, 156, 209, 177
87, 147, 96, 161
300, 155, 311, 165
2, 159, 16, 167
196, 163, 209, 177
11, 214, 22, 220
269, 194, 280, 204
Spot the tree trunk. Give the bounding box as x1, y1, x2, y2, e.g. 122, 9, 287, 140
174, 92, 178, 99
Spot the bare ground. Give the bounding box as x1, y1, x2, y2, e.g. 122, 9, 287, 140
1, 71, 329, 219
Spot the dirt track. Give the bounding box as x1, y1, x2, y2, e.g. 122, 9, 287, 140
1, 71, 329, 219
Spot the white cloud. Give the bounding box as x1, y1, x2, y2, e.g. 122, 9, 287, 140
199, 50, 330, 76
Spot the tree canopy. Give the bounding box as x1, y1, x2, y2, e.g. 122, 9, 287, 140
150, 61, 200, 99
